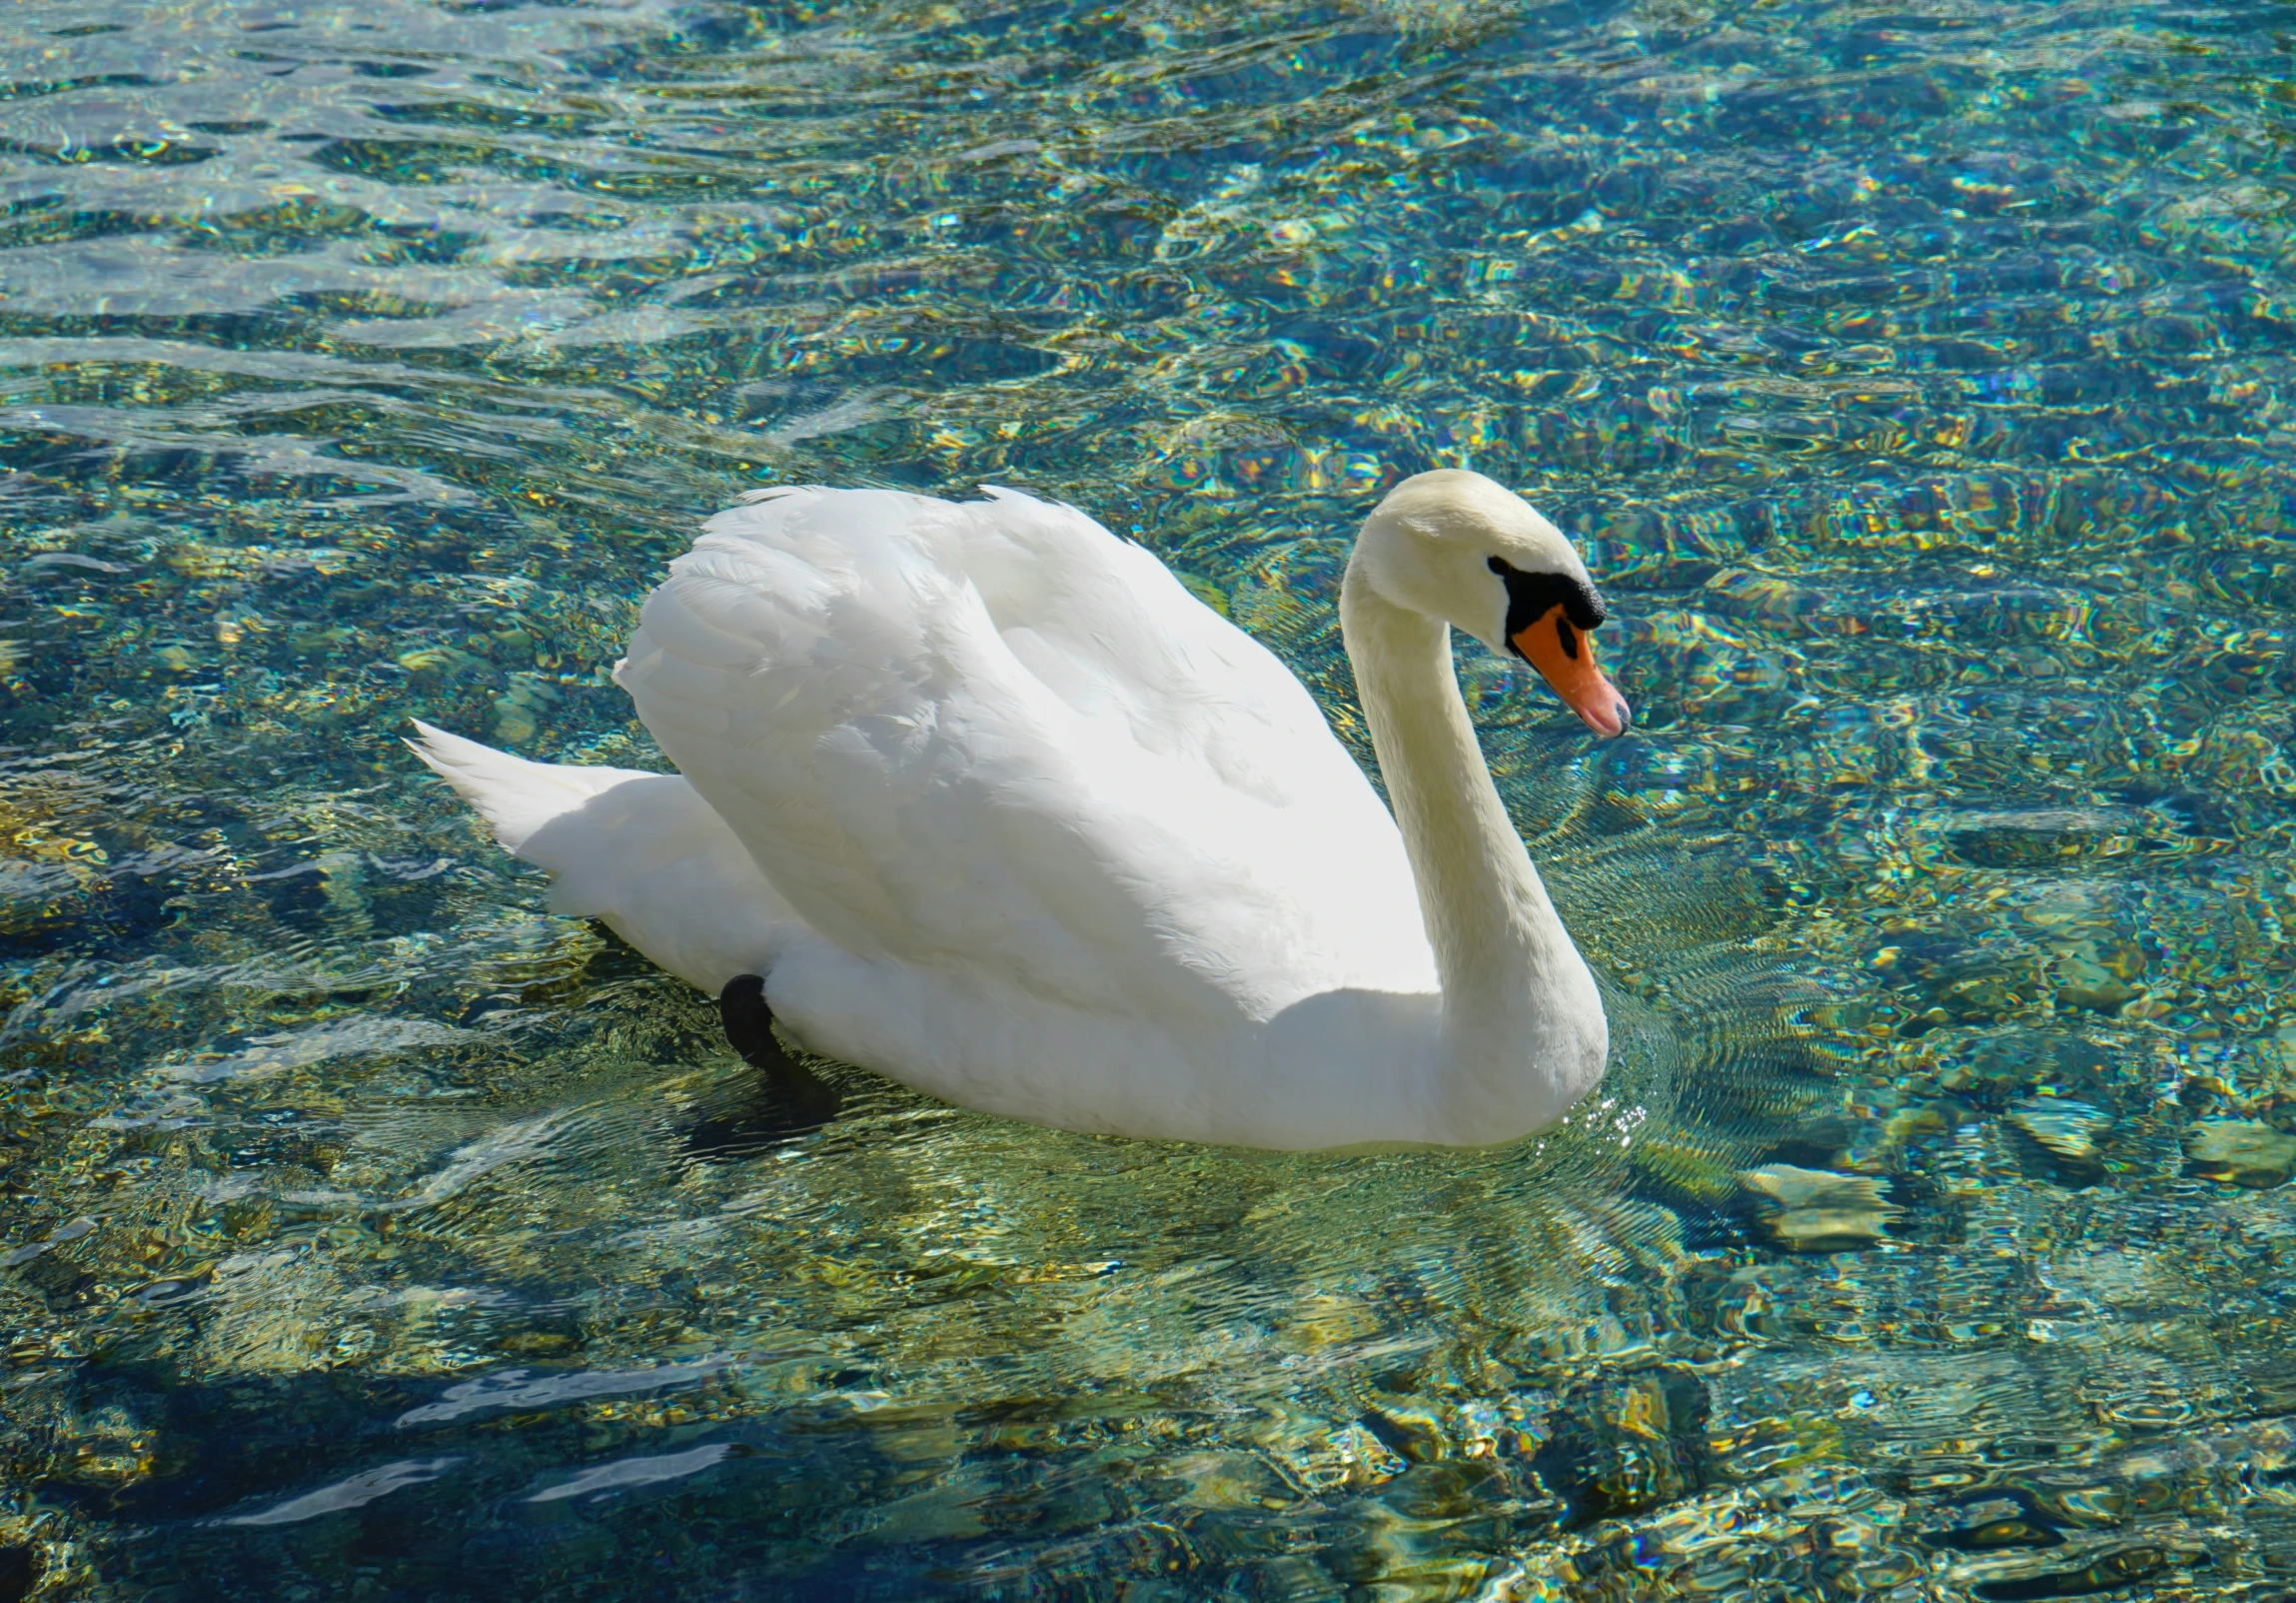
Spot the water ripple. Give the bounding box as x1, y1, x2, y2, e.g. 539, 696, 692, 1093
2, 0, 2293, 1595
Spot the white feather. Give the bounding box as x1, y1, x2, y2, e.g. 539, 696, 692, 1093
415, 477, 1612, 1148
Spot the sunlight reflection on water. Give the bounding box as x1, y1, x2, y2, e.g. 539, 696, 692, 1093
2, 0, 2295, 1596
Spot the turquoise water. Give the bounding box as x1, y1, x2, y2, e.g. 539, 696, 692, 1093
3, 0, 2295, 1596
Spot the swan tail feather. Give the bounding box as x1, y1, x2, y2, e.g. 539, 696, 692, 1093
408, 722, 804, 993
406, 721, 643, 853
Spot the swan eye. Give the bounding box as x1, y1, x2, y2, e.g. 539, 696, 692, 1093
1487, 556, 1608, 646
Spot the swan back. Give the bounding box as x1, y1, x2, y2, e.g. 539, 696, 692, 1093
613, 487, 1437, 1036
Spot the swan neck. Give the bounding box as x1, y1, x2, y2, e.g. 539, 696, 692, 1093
1339, 559, 1598, 1123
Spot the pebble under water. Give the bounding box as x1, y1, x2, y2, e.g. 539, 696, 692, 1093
2, 0, 2295, 1598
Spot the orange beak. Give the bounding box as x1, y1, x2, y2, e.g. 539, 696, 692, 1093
1513, 606, 1632, 737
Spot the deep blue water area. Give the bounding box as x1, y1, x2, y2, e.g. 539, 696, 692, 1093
3, 0, 2296, 1598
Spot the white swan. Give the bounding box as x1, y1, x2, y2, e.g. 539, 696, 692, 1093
412, 469, 1632, 1149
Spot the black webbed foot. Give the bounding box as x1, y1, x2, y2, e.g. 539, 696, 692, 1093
686, 974, 839, 1158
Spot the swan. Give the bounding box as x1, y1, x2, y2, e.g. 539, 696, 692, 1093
411, 469, 1632, 1150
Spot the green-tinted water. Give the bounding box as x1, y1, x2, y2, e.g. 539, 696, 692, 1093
3, 0, 2295, 1597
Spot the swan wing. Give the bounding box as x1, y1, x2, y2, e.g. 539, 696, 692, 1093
613, 486, 1433, 1029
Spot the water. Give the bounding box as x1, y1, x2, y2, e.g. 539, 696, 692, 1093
2, 0, 2293, 1596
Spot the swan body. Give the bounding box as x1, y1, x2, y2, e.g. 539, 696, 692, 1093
414, 472, 1630, 1149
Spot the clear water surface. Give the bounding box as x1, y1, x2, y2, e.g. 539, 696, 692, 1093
2, 0, 2294, 1598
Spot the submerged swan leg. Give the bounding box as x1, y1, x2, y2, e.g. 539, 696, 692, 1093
701, 973, 841, 1143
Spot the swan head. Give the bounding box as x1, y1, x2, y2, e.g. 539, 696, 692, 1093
1355, 469, 1632, 737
